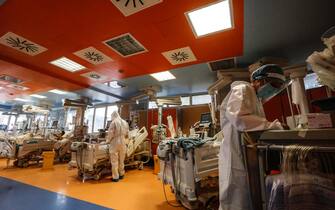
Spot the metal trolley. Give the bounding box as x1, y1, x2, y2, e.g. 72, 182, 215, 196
240, 129, 335, 210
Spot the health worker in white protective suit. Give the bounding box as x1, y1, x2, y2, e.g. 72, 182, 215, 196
107, 111, 129, 182
219, 64, 288, 210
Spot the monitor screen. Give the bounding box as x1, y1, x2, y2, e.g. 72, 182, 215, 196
52, 121, 58, 127
200, 113, 212, 124
106, 120, 112, 129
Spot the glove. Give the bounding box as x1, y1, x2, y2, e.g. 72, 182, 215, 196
269, 119, 284, 130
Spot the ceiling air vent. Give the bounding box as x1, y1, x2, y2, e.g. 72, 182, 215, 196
92, 99, 102, 103
0, 32, 47, 56
74, 47, 113, 65
104, 33, 147, 57
81, 71, 107, 81
0, 75, 23, 85
111, 0, 163, 16
7, 84, 29, 91
162, 46, 197, 65
208, 58, 236, 72
0, 0, 7, 6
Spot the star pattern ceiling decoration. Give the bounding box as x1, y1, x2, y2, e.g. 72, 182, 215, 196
74, 47, 113, 65
7, 84, 29, 91
171, 51, 189, 62
6, 37, 38, 53
0, 32, 47, 56
162, 46, 197, 65
116, 0, 144, 8
84, 51, 104, 62
81, 71, 107, 81
111, 0, 162, 16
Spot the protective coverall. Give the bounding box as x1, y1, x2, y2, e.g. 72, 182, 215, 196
219, 81, 283, 210
107, 111, 129, 180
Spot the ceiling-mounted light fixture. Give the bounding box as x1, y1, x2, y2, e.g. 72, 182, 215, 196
186, 0, 233, 38
50, 57, 86, 72
48, 89, 68, 95
0, 75, 23, 84
14, 98, 30, 102
30, 94, 47, 99
110, 81, 125, 89
150, 71, 176, 82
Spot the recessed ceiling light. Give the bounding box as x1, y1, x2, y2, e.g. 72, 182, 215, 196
109, 81, 124, 89
30, 94, 47, 99
50, 57, 86, 72
150, 71, 176, 81
48, 89, 67, 95
14, 98, 30, 102
186, 0, 233, 37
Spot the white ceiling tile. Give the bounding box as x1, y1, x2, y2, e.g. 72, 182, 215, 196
74, 47, 113, 65
162, 46, 197, 65
81, 71, 107, 81
111, 0, 162, 16
0, 32, 47, 56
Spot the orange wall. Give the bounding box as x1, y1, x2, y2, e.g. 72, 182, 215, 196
138, 110, 147, 129
180, 105, 210, 135
263, 86, 335, 123
120, 104, 130, 120
134, 106, 210, 136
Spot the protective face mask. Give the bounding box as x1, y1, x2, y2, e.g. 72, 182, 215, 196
257, 83, 282, 103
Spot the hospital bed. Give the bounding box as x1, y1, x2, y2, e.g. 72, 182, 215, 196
0, 134, 56, 168
157, 131, 223, 209
52, 131, 75, 162
69, 127, 149, 181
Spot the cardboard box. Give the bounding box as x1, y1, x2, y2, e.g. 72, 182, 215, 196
306, 113, 333, 129
286, 113, 334, 129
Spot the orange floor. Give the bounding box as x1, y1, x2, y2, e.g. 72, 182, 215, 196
0, 159, 184, 210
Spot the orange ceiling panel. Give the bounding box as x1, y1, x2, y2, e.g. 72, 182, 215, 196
0, 0, 243, 97
0, 59, 82, 100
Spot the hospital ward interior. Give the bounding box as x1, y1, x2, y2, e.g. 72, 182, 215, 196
1, 0, 335, 210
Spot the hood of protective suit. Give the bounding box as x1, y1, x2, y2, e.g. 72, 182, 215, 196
231, 81, 252, 89
111, 111, 120, 121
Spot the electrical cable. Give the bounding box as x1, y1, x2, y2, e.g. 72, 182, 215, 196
162, 159, 182, 208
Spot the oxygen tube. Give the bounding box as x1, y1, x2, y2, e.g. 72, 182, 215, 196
162, 143, 181, 207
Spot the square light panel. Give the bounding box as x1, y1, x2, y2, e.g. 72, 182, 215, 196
48, 89, 68, 95
162, 46, 197, 65
186, 0, 233, 37
150, 71, 176, 81
30, 94, 47, 99
81, 71, 107, 81
111, 0, 163, 16
14, 98, 30, 102
74, 47, 113, 65
109, 81, 125, 89
50, 57, 86, 72
0, 32, 47, 56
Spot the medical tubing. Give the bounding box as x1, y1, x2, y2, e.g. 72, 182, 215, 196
162, 156, 182, 207
286, 87, 296, 127
170, 147, 180, 200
